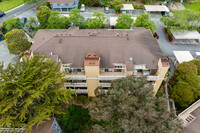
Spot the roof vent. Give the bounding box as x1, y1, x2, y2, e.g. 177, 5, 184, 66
49, 52, 53, 56
69, 34, 71, 36
59, 38, 62, 43
127, 37, 129, 40
43, 38, 45, 40
129, 57, 133, 61
61, 34, 63, 36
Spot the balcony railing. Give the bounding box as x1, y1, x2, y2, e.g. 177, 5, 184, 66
147, 76, 159, 81
64, 83, 87, 87
99, 83, 111, 87
71, 89, 88, 94
64, 74, 86, 80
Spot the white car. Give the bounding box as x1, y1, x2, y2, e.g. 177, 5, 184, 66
80, 4, 85, 12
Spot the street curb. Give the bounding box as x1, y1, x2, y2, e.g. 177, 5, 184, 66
5, 4, 25, 14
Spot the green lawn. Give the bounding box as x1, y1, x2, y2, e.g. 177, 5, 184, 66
183, 2, 200, 12
0, 0, 24, 12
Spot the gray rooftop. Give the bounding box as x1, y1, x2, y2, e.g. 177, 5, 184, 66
31, 27, 163, 70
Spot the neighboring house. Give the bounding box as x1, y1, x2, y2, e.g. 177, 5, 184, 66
178, 99, 200, 133
48, 0, 79, 12
30, 27, 169, 97
0, 118, 62, 133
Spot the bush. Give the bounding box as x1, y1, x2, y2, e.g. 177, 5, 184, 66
77, 95, 88, 104
157, 91, 164, 97
59, 105, 92, 133
165, 27, 172, 35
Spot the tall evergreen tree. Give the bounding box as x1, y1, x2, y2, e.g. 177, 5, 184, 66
89, 76, 183, 133
0, 54, 74, 132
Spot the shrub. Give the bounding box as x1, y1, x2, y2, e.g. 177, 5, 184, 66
59, 105, 91, 133
77, 95, 88, 104
157, 91, 164, 97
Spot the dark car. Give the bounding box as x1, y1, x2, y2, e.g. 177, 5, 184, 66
104, 7, 110, 14
0, 12, 5, 18
21, 17, 28, 24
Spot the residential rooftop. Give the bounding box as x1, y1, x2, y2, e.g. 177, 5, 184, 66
31, 27, 163, 70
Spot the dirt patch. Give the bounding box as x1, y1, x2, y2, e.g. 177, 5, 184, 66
133, 0, 144, 8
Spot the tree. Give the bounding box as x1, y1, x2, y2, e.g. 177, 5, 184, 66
134, 14, 157, 34
24, 0, 42, 4
69, 9, 86, 28
87, 12, 107, 29
60, 105, 91, 133
112, 0, 123, 13
89, 76, 183, 132
48, 11, 70, 29
2, 18, 23, 31
170, 61, 200, 108
0, 54, 74, 132
36, 6, 51, 28
174, 62, 197, 76
5, 29, 31, 54
116, 14, 133, 29
160, 10, 200, 31
170, 81, 196, 108
190, 59, 200, 75
84, 0, 101, 6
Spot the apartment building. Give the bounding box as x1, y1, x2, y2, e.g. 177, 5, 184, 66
30, 27, 169, 97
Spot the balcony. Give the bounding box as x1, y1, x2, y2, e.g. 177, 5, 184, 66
147, 76, 159, 81
99, 83, 111, 87
64, 72, 86, 80
99, 72, 126, 80
71, 89, 88, 94
64, 83, 87, 87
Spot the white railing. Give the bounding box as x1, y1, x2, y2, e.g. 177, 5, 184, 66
99, 83, 111, 87
71, 89, 88, 94
99, 76, 126, 80
64, 83, 87, 87
147, 76, 159, 81
1, 128, 24, 133
64, 75, 86, 80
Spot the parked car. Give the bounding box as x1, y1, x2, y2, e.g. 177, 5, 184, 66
0, 11, 5, 18
80, 4, 85, 12
20, 17, 27, 24
104, 7, 110, 14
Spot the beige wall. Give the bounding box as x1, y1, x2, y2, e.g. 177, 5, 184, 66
85, 66, 99, 97
153, 58, 169, 95
126, 71, 133, 76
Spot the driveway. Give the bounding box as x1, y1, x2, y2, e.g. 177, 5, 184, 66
0, 41, 17, 68
152, 18, 200, 57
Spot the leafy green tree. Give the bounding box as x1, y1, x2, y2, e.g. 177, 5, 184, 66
69, 9, 86, 28
112, 0, 123, 13
5, 29, 31, 54
174, 62, 197, 76
170, 81, 196, 108
116, 14, 133, 29
87, 12, 107, 29
2, 18, 23, 31
134, 14, 157, 34
48, 11, 70, 29
0, 55, 74, 132
170, 61, 200, 108
60, 105, 91, 133
160, 10, 200, 31
24, 0, 42, 4
190, 59, 200, 75
89, 76, 183, 132
84, 0, 101, 6
36, 6, 51, 28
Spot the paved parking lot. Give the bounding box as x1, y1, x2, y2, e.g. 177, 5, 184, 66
0, 41, 17, 68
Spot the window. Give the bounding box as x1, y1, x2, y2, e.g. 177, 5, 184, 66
57, 4, 60, 6
105, 69, 112, 72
